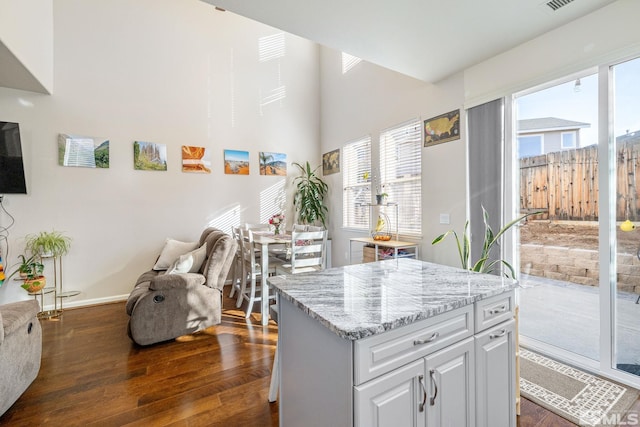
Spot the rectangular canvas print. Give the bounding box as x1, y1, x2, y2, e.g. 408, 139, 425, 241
322, 148, 340, 175
259, 152, 286, 176
224, 149, 249, 175
134, 141, 167, 171
58, 133, 109, 168
182, 145, 211, 174
424, 109, 460, 147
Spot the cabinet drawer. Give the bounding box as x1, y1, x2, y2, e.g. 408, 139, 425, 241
474, 291, 515, 333
354, 305, 473, 385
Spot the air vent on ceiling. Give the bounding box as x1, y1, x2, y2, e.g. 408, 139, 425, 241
545, 0, 575, 11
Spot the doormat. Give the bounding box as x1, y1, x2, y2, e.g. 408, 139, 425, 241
519, 348, 639, 426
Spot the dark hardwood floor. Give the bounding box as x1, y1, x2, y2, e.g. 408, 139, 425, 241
3, 291, 635, 426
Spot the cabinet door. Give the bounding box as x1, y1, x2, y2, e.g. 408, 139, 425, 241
475, 319, 516, 427
355, 359, 426, 427
424, 337, 475, 427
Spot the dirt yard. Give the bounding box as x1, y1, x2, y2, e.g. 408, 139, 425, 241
520, 220, 640, 255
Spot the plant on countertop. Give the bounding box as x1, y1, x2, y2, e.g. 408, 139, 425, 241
25, 230, 72, 258
432, 206, 541, 278
293, 161, 328, 227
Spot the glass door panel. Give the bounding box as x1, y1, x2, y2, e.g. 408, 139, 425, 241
612, 57, 640, 377
516, 74, 600, 361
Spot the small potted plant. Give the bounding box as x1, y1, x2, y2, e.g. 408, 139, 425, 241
4, 254, 46, 292
25, 230, 72, 258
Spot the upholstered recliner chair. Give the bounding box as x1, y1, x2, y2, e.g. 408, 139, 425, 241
0, 299, 42, 416
126, 228, 236, 346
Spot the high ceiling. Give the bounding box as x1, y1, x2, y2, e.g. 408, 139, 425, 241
201, 0, 617, 82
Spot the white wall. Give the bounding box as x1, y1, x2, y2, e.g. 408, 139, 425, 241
0, 0, 53, 93
319, 0, 640, 270
0, 0, 320, 305
319, 48, 467, 268
464, 0, 640, 108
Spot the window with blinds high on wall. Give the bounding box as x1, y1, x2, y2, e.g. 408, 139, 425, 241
343, 136, 371, 229
380, 119, 422, 236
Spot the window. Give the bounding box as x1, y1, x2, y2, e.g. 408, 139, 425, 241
380, 119, 422, 236
343, 136, 371, 229
518, 134, 543, 158
561, 131, 576, 149
342, 52, 362, 74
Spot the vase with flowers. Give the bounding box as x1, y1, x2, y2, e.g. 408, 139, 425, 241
269, 213, 285, 235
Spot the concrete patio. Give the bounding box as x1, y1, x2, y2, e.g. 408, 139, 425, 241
519, 274, 640, 371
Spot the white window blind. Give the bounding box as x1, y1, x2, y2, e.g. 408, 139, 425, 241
343, 136, 371, 229
380, 119, 422, 236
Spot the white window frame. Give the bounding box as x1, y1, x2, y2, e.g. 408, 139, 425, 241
517, 134, 544, 158
561, 131, 577, 149
342, 136, 371, 230
379, 118, 422, 237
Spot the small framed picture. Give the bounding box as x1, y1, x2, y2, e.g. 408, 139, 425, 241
424, 109, 460, 147
322, 148, 340, 175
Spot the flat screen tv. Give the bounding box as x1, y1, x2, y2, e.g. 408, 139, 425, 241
0, 121, 27, 194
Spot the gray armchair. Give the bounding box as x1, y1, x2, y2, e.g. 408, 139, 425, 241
126, 227, 237, 346
0, 299, 42, 416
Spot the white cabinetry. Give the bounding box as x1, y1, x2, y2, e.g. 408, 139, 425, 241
277, 289, 516, 427
475, 319, 517, 427
425, 337, 476, 427
355, 359, 425, 427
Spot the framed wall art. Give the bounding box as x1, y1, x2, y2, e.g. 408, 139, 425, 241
259, 152, 287, 176
424, 109, 460, 147
58, 133, 109, 168
322, 148, 340, 175
134, 141, 167, 171
182, 145, 211, 174
224, 149, 250, 175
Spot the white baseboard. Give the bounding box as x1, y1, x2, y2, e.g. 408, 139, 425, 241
41, 294, 129, 311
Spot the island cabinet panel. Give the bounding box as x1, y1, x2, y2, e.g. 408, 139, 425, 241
278, 297, 353, 427
354, 359, 425, 427
425, 337, 476, 427
475, 319, 517, 427
354, 306, 473, 385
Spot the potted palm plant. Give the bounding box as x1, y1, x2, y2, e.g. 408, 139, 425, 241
292, 161, 329, 227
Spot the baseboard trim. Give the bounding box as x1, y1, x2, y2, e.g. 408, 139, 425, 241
42, 294, 129, 311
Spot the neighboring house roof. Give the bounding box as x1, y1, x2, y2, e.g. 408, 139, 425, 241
518, 117, 591, 133
617, 130, 640, 144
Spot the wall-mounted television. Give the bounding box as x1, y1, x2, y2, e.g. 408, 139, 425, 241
0, 121, 27, 194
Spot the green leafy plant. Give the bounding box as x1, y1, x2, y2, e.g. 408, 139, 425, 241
292, 161, 329, 227
25, 230, 72, 257
2, 254, 46, 292
432, 207, 540, 278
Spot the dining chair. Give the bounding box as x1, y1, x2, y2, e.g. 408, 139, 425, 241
228, 226, 243, 299
236, 228, 281, 318
274, 229, 328, 275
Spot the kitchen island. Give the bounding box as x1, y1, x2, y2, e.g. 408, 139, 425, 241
268, 258, 518, 427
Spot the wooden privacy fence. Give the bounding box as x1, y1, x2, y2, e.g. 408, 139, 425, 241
520, 141, 640, 221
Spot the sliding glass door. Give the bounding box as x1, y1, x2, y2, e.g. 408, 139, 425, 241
515, 55, 640, 388
612, 57, 640, 379
515, 73, 601, 362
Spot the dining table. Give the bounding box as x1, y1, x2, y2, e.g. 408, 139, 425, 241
251, 231, 291, 325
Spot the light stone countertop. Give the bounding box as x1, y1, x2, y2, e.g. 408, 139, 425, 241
268, 258, 517, 341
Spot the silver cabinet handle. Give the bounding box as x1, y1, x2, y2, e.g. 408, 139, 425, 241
413, 332, 439, 346
489, 305, 507, 315
490, 329, 507, 339
418, 375, 427, 412
429, 369, 438, 406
